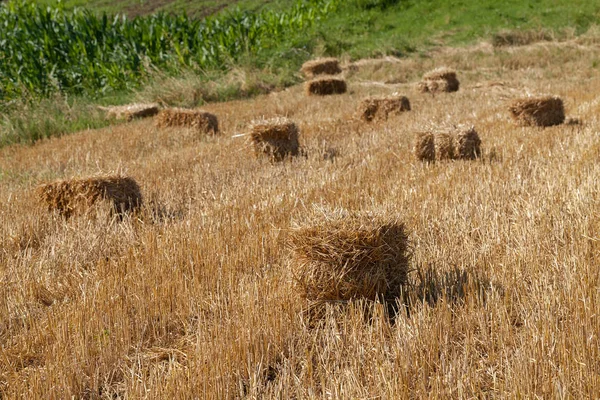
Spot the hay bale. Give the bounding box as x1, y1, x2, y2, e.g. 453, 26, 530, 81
288, 208, 409, 305
418, 67, 460, 93
155, 108, 219, 134
358, 94, 411, 122
102, 103, 160, 122
305, 77, 347, 96
414, 125, 482, 162
301, 58, 342, 78
38, 176, 143, 219
413, 132, 436, 162
249, 117, 300, 161
508, 96, 565, 127
455, 126, 482, 160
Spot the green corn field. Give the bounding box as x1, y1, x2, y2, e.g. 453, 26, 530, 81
0, 0, 341, 102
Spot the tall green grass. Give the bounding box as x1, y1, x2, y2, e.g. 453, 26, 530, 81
0, 0, 340, 103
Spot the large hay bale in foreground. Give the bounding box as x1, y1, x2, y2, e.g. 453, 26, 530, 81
414, 125, 482, 161
249, 117, 300, 161
288, 208, 410, 305
102, 103, 160, 122
508, 96, 565, 127
38, 176, 143, 218
305, 77, 347, 96
301, 58, 342, 78
155, 108, 219, 134
358, 94, 411, 122
418, 67, 460, 93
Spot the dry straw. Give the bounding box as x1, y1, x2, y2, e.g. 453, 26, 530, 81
414, 125, 482, 161
287, 208, 410, 309
301, 58, 342, 78
305, 77, 347, 96
508, 96, 565, 127
101, 103, 160, 122
358, 93, 411, 122
155, 108, 219, 134
38, 175, 143, 218
249, 117, 300, 161
418, 67, 460, 93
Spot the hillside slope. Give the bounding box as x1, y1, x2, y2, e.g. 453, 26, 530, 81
1, 37, 599, 397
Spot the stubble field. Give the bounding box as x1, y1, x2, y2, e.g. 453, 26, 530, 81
1, 35, 599, 398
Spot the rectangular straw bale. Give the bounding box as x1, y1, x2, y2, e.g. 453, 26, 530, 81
249, 117, 300, 161
155, 108, 219, 134
508, 96, 565, 127
359, 94, 411, 122
414, 125, 482, 162
301, 58, 342, 78
418, 67, 460, 93
287, 207, 409, 304
38, 175, 142, 218
305, 77, 347, 96
103, 103, 160, 122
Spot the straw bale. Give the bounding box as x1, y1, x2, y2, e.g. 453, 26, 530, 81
418, 67, 460, 93
413, 132, 436, 162
301, 58, 342, 78
288, 208, 410, 305
305, 77, 347, 96
249, 117, 300, 161
455, 126, 482, 160
508, 96, 565, 127
103, 103, 160, 121
155, 108, 219, 134
38, 175, 143, 218
358, 94, 411, 122
414, 125, 482, 162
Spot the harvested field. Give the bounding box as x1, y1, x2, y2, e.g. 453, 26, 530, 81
1, 38, 600, 399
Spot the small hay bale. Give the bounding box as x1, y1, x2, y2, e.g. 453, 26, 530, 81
508, 96, 565, 127
414, 125, 482, 162
102, 103, 160, 122
249, 117, 300, 161
434, 132, 456, 160
288, 208, 410, 306
305, 77, 347, 96
155, 108, 219, 134
455, 126, 482, 160
418, 67, 460, 93
358, 94, 411, 122
413, 132, 436, 162
38, 176, 143, 219
301, 58, 342, 78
